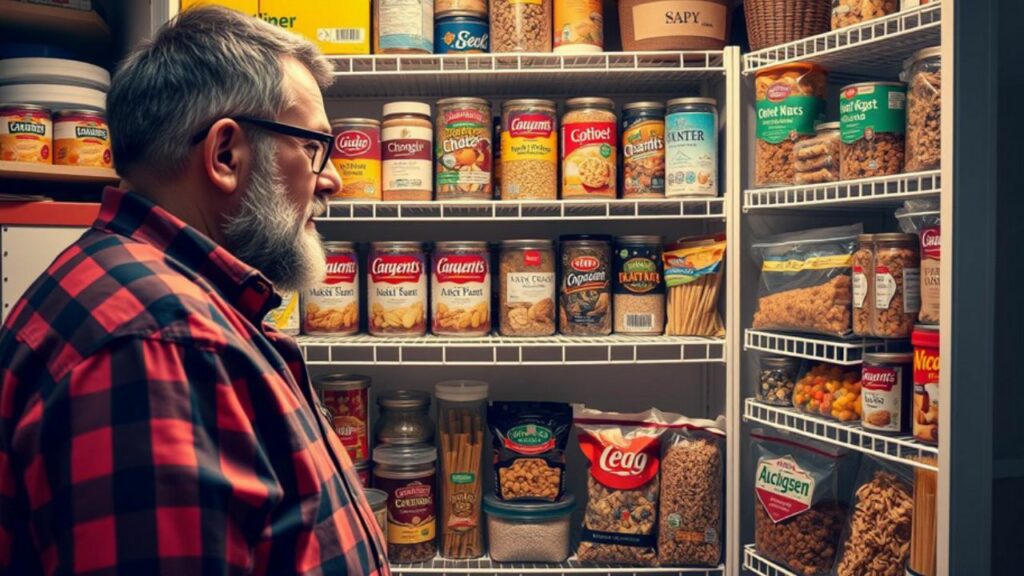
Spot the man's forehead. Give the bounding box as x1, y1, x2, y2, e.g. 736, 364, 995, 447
279, 57, 328, 126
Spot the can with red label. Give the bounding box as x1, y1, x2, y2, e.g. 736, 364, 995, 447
912, 325, 940, 445
562, 98, 617, 199
318, 373, 371, 463
303, 241, 359, 335
368, 241, 428, 336
432, 241, 491, 336
860, 352, 913, 435
355, 460, 372, 487
331, 118, 381, 201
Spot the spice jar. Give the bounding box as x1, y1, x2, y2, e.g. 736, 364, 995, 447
621, 102, 665, 198
436, 380, 488, 559
374, 0, 433, 54
912, 325, 939, 445
871, 233, 920, 338
903, 46, 941, 172
318, 373, 371, 463
373, 444, 438, 563
435, 98, 492, 200
562, 98, 616, 199
794, 122, 841, 185
376, 390, 434, 446
368, 242, 428, 336
490, 0, 552, 52
559, 235, 612, 335
613, 235, 664, 335
484, 494, 576, 562
852, 234, 874, 337
432, 241, 491, 337
501, 99, 558, 200
757, 355, 800, 406
666, 97, 718, 197
554, 0, 604, 53
498, 240, 557, 337
382, 102, 433, 201
861, 352, 914, 435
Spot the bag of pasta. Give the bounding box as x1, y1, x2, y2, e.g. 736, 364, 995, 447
663, 235, 726, 337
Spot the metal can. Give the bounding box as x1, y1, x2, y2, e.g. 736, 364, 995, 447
0, 104, 51, 164
303, 242, 360, 336
435, 12, 489, 53
559, 234, 612, 335
861, 352, 914, 435
355, 461, 373, 487
374, 0, 433, 54
621, 102, 665, 198
432, 241, 491, 336
435, 98, 492, 200
54, 109, 111, 167
368, 242, 428, 336
665, 97, 718, 197
265, 290, 300, 335
613, 235, 664, 335
912, 325, 939, 445
501, 99, 558, 200
318, 374, 372, 463
561, 97, 617, 199
331, 118, 381, 200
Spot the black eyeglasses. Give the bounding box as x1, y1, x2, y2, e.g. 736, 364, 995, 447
191, 116, 335, 175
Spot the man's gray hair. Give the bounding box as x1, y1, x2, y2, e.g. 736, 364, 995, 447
106, 5, 334, 178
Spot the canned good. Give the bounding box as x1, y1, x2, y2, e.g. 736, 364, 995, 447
355, 461, 373, 487
435, 12, 489, 53
553, 0, 604, 53
54, 109, 111, 167
666, 97, 718, 197
265, 290, 300, 335
331, 118, 381, 200
374, 0, 433, 54
912, 325, 939, 445
861, 352, 914, 434
318, 374, 371, 462
364, 487, 388, 533
303, 242, 359, 336
373, 444, 438, 563
382, 102, 433, 201
368, 242, 428, 336
435, 98, 492, 200
432, 241, 491, 336
561, 98, 616, 199
613, 235, 664, 335
559, 235, 612, 335
621, 102, 665, 198
498, 240, 557, 337
0, 104, 51, 164
501, 99, 557, 200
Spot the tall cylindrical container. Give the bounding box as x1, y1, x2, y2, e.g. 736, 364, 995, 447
665, 97, 718, 197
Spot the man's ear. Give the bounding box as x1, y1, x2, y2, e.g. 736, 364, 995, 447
201, 118, 250, 196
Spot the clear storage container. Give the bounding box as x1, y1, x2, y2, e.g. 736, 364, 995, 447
490, 0, 552, 52
484, 494, 576, 562
903, 46, 942, 172
794, 122, 840, 185
756, 355, 800, 406
375, 390, 434, 445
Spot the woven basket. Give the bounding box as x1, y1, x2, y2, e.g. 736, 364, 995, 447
745, 0, 832, 51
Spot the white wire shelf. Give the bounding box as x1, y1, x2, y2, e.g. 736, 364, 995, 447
744, 399, 939, 470
297, 333, 725, 366
319, 198, 725, 222
742, 3, 941, 79
743, 170, 940, 211
742, 545, 796, 576
326, 51, 725, 97
744, 330, 888, 365
390, 556, 723, 576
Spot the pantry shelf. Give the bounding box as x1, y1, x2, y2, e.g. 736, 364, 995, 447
390, 557, 724, 576
744, 330, 888, 365
742, 3, 941, 79
742, 545, 795, 576
319, 198, 725, 222
744, 399, 939, 470
743, 170, 940, 211
297, 334, 725, 366
326, 51, 726, 97
0, 161, 119, 184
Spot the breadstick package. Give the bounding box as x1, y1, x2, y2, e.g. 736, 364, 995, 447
663, 235, 726, 337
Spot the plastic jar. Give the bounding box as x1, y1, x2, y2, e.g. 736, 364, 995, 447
435, 98, 492, 200
666, 97, 718, 197
363, 487, 389, 533
368, 242, 428, 336
498, 239, 557, 336
431, 241, 491, 336
331, 118, 382, 201
501, 99, 558, 200
757, 355, 800, 406
561, 98, 616, 199
554, 0, 603, 53
0, 104, 51, 164
794, 122, 841, 185
435, 380, 489, 559
613, 235, 664, 335
382, 102, 433, 201
851, 234, 874, 337
621, 102, 665, 198
903, 46, 941, 172
559, 234, 612, 335
484, 494, 576, 562
871, 233, 920, 338
373, 444, 438, 563
490, 0, 552, 52
303, 241, 360, 336
435, 0, 487, 18
839, 81, 907, 180
54, 109, 111, 167
374, 0, 433, 54
754, 63, 827, 187
318, 373, 371, 463
376, 390, 434, 446
861, 352, 914, 435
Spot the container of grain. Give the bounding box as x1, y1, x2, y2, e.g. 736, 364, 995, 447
613, 235, 664, 335
498, 240, 557, 336
382, 102, 433, 201
554, 0, 604, 53
490, 0, 552, 52
562, 97, 616, 199
754, 63, 827, 187
501, 99, 558, 200
484, 494, 575, 562
666, 97, 718, 197
903, 46, 941, 172
839, 81, 907, 180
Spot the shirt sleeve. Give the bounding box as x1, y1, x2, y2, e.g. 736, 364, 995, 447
2, 335, 283, 576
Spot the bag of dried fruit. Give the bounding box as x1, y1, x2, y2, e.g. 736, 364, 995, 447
751, 428, 860, 576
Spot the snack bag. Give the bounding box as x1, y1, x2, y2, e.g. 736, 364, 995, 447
489, 402, 572, 502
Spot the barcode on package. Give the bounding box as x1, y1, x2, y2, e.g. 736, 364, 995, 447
626, 314, 654, 329
318, 28, 365, 44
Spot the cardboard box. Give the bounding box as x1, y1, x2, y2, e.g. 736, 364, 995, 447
258, 0, 370, 55
180, 0, 258, 15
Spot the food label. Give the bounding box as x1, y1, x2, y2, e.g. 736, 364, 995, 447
507, 272, 556, 304
322, 387, 369, 461
755, 88, 824, 144
504, 424, 556, 454
383, 125, 433, 192
304, 252, 359, 335
578, 433, 660, 490
436, 19, 489, 53
55, 114, 112, 167
432, 252, 490, 334
862, 364, 904, 432
378, 0, 433, 52
562, 121, 616, 198
502, 112, 557, 162
332, 125, 381, 200
436, 105, 492, 198
754, 456, 815, 523
622, 116, 665, 196
1, 109, 51, 164
919, 226, 941, 323
903, 268, 921, 313
840, 84, 907, 144
554, 0, 604, 49
852, 265, 868, 309
615, 246, 664, 296
376, 476, 436, 544
666, 111, 717, 197
630, 1, 728, 42
369, 251, 427, 334
265, 290, 300, 335
913, 340, 939, 443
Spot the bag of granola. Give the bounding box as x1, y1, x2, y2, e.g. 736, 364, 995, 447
489, 401, 572, 502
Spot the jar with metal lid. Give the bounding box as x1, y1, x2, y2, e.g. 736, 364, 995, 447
666, 97, 718, 197
0, 104, 52, 165
871, 233, 920, 338
435, 98, 492, 200
903, 46, 941, 172
851, 234, 874, 337
613, 235, 664, 335
501, 99, 558, 200
498, 239, 556, 336
436, 380, 488, 559
431, 241, 491, 336
562, 98, 616, 199
861, 352, 914, 435
621, 102, 665, 198
382, 102, 433, 201
374, 0, 433, 54
436, 0, 486, 16
756, 355, 800, 406
53, 109, 111, 167
318, 373, 372, 462
559, 234, 612, 335
373, 443, 438, 563
794, 122, 840, 185
368, 241, 428, 336
331, 118, 382, 200
376, 390, 434, 445
304, 241, 360, 336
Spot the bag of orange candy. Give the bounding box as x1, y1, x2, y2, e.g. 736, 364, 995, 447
792, 361, 862, 422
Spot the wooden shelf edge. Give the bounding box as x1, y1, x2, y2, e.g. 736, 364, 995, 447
0, 0, 110, 44
0, 161, 119, 185
0, 201, 99, 227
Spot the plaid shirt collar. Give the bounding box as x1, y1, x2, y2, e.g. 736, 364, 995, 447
93, 186, 281, 324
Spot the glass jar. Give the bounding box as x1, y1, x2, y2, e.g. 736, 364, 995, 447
794, 122, 841, 185
851, 234, 874, 337
368, 242, 428, 336
435, 380, 489, 559
756, 355, 800, 406
501, 99, 558, 200
754, 63, 827, 187
373, 444, 438, 563
490, 0, 552, 52
376, 390, 434, 445
498, 240, 557, 336
666, 97, 718, 197
382, 102, 433, 201
871, 233, 920, 339
562, 98, 616, 199
431, 241, 491, 337
621, 102, 665, 198
903, 46, 941, 172
559, 234, 612, 335
374, 0, 433, 54
435, 98, 492, 200
613, 235, 664, 335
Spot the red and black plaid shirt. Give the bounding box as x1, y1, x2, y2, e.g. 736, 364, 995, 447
0, 188, 389, 576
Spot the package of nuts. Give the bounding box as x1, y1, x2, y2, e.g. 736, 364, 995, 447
488, 402, 572, 502
575, 406, 683, 566
754, 63, 827, 187
490, 0, 552, 52
657, 416, 726, 567
832, 0, 898, 30
904, 46, 942, 172
751, 429, 859, 576
752, 224, 862, 337
839, 82, 907, 180
793, 122, 840, 185
871, 233, 920, 338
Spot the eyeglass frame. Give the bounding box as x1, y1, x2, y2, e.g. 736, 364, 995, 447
190, 116, 335, 175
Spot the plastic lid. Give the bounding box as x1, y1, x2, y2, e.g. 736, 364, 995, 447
566, 97, 615, 109
355, 460, 372, 470
435, 380, 489, 402
373, 443, 437, 466
501, 239, 553, 249
857, 234, 874, 243
318, 373, 370, 391
331, 117, 380, 127
484, 493, 576, 520
363, 488, 388, 510
761, 355, 799, 368
377, 389, 431, 409
434, 241, 489, 251
623, 101, 665, 111
912, 325, 940, 348
904, 46, 942, 70
874, 232, 917, 243
382, 101, 431, 118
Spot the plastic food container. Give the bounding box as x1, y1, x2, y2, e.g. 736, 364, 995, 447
757, 355, 800, 406
754, 63, 827, 187
793, 362, 862, 421
436, 380, 488, 559
903, 46, 942, 172
618, 0, 729, 51
484, 493, 576, 562
839, 81, 907, 180
794, 122, 840, 185
490, 0, 552, 52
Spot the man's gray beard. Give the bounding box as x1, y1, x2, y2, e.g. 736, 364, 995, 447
222, 137, 327, 292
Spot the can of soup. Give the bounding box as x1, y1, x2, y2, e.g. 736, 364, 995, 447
331, 118, 381, 200
318, 373, 372, 463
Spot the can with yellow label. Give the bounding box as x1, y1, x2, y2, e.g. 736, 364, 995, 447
331, 118, 381, 200
0, 104, 52, 164
54, 109, 112, 168
265, 290, 300, 335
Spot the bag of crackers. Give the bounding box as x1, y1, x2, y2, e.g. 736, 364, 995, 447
574, 406, 684, 566
489, 401, 572, 502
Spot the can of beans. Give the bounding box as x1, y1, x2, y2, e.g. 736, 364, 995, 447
861, 352, 913, 435
318, 374, 372, 463
435, 12, 489, 53
303, 241, 359, 336
264, 290, 300, 335
54, 109, 112, 167
331, 118, 381, 200
613, 235, 664, 335
621, 102, 665, 198
0, 104, 51, 164
912, 325, 939, 444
